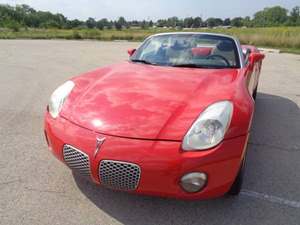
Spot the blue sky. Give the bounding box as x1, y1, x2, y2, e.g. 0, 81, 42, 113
1, 0, 299, 20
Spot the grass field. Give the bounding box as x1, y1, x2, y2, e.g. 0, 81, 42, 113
0, 27, 300, 53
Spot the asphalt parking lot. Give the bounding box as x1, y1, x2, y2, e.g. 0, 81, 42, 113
0, 40, 300, 225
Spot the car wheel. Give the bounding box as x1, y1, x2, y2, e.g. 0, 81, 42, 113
253, 86, 258, 100
228, 155, 246, 196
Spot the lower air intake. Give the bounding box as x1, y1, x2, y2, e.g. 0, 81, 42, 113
99, 160, 141, 191
63, 145, 90, 176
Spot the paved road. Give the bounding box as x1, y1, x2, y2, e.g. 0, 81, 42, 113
0, 40, 300, 225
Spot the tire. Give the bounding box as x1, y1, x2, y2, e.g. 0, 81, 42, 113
252, 86, 258, 100
228, 155, 246, 196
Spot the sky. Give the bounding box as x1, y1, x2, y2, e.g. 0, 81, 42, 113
1, 0, 299, 21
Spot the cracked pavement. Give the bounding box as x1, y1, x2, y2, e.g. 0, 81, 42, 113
0, 40, 300, 225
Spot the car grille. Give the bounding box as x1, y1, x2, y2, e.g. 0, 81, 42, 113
99, 160, 141, 191
63, 145, 90, 176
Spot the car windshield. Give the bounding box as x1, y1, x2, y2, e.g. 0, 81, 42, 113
131, 33, 240, 69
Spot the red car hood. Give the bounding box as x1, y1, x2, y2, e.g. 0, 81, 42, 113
62, 62, 240, 141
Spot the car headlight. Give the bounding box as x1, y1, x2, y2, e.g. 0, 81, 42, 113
182, 101, 233, 151
48, 80, 75, 118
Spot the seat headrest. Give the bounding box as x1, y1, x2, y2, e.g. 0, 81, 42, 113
191, 47, 212, 56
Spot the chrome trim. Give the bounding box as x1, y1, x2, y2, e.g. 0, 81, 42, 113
99, 160, 141, 191
94, 137, 106, 158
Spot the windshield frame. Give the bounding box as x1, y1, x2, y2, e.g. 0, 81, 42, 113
130, 32, 244, 69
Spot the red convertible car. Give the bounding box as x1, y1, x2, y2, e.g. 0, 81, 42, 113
44, 33, 265, 200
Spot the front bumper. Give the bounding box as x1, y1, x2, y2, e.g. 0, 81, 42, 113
44, 113, 248, 200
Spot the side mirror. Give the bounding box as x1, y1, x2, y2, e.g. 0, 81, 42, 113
242, 48, 251, 57
127, 48, 136, 57
249, 52, 265, 64
242, 48, 251, 64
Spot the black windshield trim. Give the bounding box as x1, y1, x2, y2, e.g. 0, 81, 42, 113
130, 59, 158, 65
171, 63, 238, 69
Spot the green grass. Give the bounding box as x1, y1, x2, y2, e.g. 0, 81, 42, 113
0, 27, 300, 54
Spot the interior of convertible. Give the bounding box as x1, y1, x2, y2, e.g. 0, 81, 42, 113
132, 34, 241, 68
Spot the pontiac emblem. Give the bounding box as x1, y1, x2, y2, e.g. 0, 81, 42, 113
94, 137, 106, 158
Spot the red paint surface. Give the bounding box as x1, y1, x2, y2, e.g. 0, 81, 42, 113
45, 114, 248, 200
45, 47, 264, 199
62, 62, 253, 141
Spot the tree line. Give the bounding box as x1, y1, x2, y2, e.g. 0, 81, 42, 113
0, 4, 299, 31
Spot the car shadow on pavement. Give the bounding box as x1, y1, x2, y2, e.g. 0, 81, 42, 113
73, 92, 300, 225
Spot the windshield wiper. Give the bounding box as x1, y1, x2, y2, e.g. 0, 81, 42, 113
131, 59, 156, 65
172, 63, 232, 69
172, 63, 212, 68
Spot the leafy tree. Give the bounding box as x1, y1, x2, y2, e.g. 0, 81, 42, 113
206, 18, 216, 27
253, 6, 288, 26
67, 19, 83, 29
7, 20, 21, 31
289, 6, 300, 25
86, 17, 96, 29
99, 18, 110, 28
96, 20, 104, 30
106, 21, 113, 29
231, 17, 243, 27
117, 17, 126, 27
223, 18, 231, 26
0, 3, 300, 31
140, 20, 148, 29
157, 19, 167, 27
167, 17, 179, 27
206, 18, 223, 27
183, 17, 194, 28
193, 17, 203, 27
215, 18, 223, 26
149, 20, 154, 27
41, 20, 60, 28
243, 16, 252, 27
114, 21, 122, 30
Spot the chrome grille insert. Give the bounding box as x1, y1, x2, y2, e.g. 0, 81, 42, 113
63, 145, 90, 176
99, 160, 141, 191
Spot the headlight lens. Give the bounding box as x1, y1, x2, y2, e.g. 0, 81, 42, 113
48, 80, 75, 118
182, 101, 233, 151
